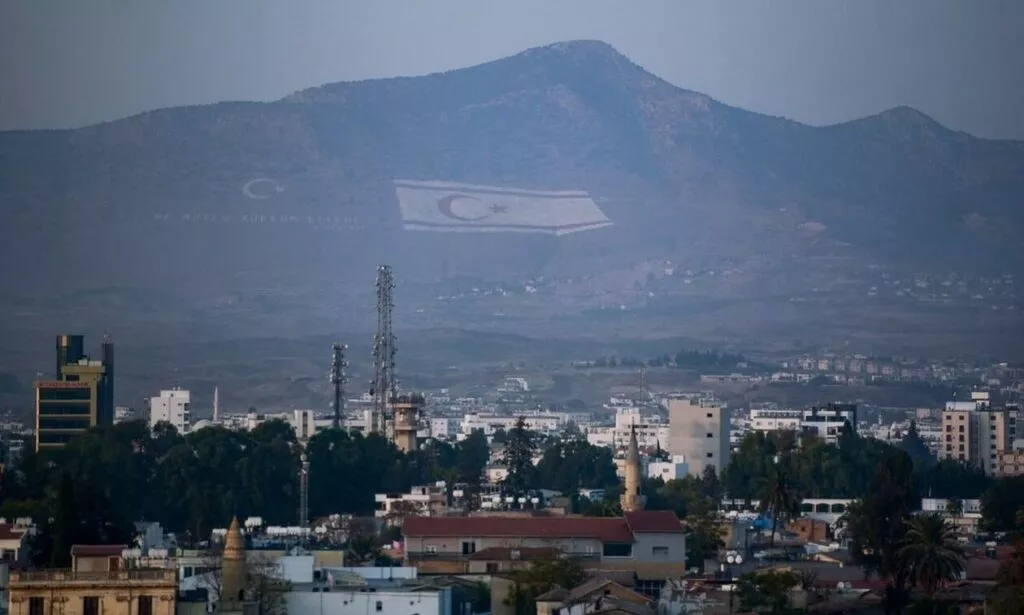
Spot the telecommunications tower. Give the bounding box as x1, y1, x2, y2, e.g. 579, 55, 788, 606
329, 343, 348, 429
298, 453, 310, 529
370, 264, 397, 437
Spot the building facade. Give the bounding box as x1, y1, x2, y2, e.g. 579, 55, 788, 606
939, 397, 1017, 474
34, 335, 115, 451
402, 511, 686, 579
8, 543, 176, 615
149, 389, 191, 434
667, 398, 730, 477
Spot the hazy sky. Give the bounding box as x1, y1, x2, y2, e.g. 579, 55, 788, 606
2, 0, 1022, 138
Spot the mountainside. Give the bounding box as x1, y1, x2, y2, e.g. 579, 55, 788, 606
1, 40, 1022, 351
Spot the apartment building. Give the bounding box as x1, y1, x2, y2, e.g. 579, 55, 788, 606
667, 398, 730, 477
939, 394, 1017, 474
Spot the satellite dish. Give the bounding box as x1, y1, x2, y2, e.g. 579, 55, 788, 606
726, 554, 736, 564
734, 555, 744, 565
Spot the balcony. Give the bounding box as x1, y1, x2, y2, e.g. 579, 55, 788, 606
11, 569, 177, 586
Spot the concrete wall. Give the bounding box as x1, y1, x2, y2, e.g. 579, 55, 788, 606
630, 533, 686, 565
286, 588, 448, 615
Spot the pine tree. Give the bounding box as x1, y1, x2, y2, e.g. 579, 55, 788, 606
503, 418, 537, 498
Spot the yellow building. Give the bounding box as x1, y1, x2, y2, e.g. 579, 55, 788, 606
34, 335, 115, 452
8, 545, 176, 615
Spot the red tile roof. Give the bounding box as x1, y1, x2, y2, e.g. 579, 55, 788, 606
0, 524, 27, 541
403, 516, 635, 543
71, 545, 129, 557
624, 511, 684, 534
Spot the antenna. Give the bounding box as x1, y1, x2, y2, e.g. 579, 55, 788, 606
299, 453, 310, 529
329, 344, 348, 429
213, 386, 220, 422
639, 367, 647, 403
371, 265, 397, 438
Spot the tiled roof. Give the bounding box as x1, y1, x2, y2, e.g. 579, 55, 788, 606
624, 511, 684, 534
71, 544, 129, 557
0, 524, 27, 542
403, 516, 634, 542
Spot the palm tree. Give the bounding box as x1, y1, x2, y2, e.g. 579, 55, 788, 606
897, 513, 966, 597
757, 451, 801, 548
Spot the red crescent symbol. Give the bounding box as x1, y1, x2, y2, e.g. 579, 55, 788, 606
437, 194, 489, 222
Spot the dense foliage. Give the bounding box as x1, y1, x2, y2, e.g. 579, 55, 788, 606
0, 421, 496, 550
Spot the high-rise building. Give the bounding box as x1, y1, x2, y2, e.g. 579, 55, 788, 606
667, 397, 731, 478
149, 389, 191, 434
939, 393, 1017, 474
34, 335, 115, 451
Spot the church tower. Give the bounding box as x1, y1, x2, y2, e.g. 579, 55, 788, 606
620, 423, 646, 512
219, 517, 248, 612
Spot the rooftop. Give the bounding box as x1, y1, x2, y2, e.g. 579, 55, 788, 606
403, 510, 683, 543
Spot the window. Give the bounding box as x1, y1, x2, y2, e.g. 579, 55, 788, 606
425, 545, 437, 554
706, 433, 713, 438
83, 597, 100, 615
138, 596, 154, 615
652, 546, 669, 557
602, 543, 633, 557
706, 453, 713, 458
485, 562, 499, 573
706, 413, 713, 418
376, 601, 384, 612
28, 598, 44, 615
461, 541, 476, 555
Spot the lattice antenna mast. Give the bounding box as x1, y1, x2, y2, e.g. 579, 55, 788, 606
639, 367, 647, 404
299, 453, 310, 529
371, 265, 398, 436
329, 343, 348, 430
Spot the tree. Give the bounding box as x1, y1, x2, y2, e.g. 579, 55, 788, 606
844, 450, 919, 615
944, 498, 963, 518
502, 418, 537, 497
987, 537, 1024, 615
198, 552, 289, 615
736, 569, 802, 614
899, 421, 935, 469
685, 512, 725, 570
897, 513, 965, 597
505, 557, 588, 615
757, 445, 801, 549
535, 440, 617, 493
981, 475, 1024, 532
48, 473, 78, 568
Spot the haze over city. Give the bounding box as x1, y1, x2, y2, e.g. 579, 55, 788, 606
0, 2, 1022, 615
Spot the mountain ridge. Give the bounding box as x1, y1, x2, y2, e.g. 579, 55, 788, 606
0, 39, 1020, 350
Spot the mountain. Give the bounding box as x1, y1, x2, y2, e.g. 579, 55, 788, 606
1, 40, 1022, 352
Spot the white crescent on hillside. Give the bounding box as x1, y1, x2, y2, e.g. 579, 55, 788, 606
242, 178, 285, 200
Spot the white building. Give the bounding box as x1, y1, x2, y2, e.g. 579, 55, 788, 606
430, 418, 459, 441
374, 483, 448, 519
647, 455, 691, 481
749, 409, 802, 433
149, 389, 191, 434
667, 397, 731, 478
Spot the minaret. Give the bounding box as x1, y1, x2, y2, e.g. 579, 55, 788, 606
620, 423, 646, 512
213, 386, 220, 422
219, 517, 248, 610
